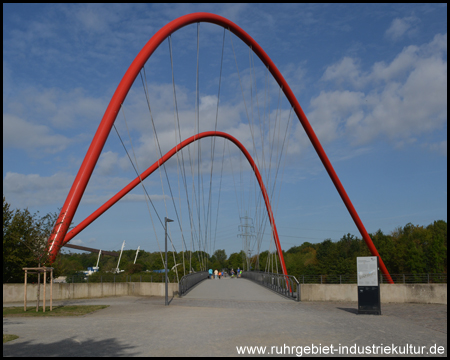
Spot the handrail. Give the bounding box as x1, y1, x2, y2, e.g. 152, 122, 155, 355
242, 271, 300, 302
60, 272, 447, 284
297, 273, 448, 284
178, 271, 209, 297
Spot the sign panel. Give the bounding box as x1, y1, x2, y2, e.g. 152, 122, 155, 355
357, 256, 378, 286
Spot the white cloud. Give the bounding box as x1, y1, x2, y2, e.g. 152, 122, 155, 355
370, 45, 419, 82
3, 172, 74, 208
314, 33, 447, 148
70, 239, 84, 246
323, 33, 447, 88
111, 82, 251, 175
2, 170, 165, 209
385, 16, 420, 41
426, 140, 447, 156
122, 193, 170, 202
281, 62, 307, 94
7, 87, 107, 129
3, 114, 71, 154
71, 4, 120, 33
77, 192, 171, 206
307, 90, 365, 143
322, 57, 365, 88
97, 151, 131, 176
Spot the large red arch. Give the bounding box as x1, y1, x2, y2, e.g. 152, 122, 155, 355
47, 12, 393, 283
60, 131, 288, 276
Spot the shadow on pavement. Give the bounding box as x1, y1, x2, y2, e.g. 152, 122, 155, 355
337, 307, 359, 315
3, 337, 139, 357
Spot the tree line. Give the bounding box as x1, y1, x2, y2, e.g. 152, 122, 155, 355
3, 196, 447, 283
280, 220, 447, 279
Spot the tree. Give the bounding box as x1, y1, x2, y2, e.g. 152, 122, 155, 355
227, 251, 244, 270
315, 239, 338, 274
126, 263, 143, 274
213, 249, 227, 269
3, 196, 58, 283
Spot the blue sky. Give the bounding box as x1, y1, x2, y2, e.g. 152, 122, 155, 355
3, 4, 447, 260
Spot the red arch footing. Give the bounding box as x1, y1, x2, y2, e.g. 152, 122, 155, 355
47, 12, 394, 283
59, 131, 288, 276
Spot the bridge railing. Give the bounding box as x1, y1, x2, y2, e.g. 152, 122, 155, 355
178, 271, 209, 297
297, 273, 447, 284
242, 271, 300, 302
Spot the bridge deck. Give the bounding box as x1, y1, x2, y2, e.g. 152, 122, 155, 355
184, 276, 292, 302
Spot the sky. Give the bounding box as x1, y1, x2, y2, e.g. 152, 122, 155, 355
3, 4, 447, 262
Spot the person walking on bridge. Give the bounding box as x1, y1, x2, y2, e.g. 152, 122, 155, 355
214, 269, 218, 279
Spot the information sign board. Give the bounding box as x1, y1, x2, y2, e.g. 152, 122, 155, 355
357, 256, 378, 286
357, 256, 381, 315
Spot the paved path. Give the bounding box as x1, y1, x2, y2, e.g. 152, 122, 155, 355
184, 276, 292, 302
3, 280, 447, 357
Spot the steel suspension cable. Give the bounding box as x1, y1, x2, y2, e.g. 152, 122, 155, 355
168, 36, 187, 277
227, 142, 242, 221
140, 68, 190, 281
195, 23, 207, 270
255, 106, 293, 263
122, 100, 178, 280
112, 122, 165, 267
168, 34, 200, 276
228, 29, 263, 180
212, 139, 226, 255
231, 32, 273, 261
249, 51, 265, 249
254, 86, 283, 251
195, 23, 204, 266
167, 36, 204, 271
205, 28, 226, 260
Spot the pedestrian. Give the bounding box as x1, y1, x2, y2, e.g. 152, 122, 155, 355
231, 269, 235, 278
219, 271, 222, 279
237, 267, 241, 278
214, 269, 218, 279
208, 268, 213, 279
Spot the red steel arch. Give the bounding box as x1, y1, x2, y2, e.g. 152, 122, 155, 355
59, 131, 287, 276
47, 12, 393, 283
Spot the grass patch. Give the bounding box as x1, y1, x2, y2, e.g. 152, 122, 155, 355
3, 334, 19, 343
3, 305, 109, 317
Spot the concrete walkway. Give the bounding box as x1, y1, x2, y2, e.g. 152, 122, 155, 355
3, 280, 447, 357
184, 276, 292, 302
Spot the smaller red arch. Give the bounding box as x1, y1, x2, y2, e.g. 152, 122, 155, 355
54, 131, 288, 277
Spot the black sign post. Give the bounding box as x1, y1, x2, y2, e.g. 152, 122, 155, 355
357, 256, 381, 315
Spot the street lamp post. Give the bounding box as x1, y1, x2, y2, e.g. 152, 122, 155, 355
165, 217, 174, 306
